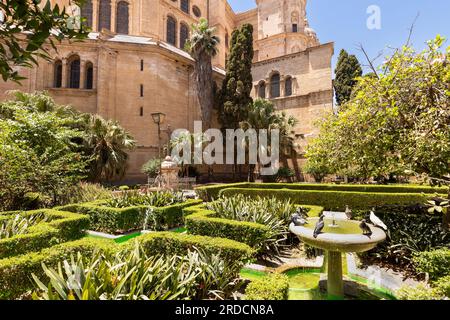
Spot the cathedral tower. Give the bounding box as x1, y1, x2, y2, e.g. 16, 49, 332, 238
254, 0, 319, 61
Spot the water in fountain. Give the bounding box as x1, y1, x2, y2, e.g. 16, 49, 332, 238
142, 207, 154, 234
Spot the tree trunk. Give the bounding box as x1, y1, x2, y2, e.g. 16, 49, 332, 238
194, 52, 214, 128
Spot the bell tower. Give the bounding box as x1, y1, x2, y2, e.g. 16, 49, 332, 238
254, 0, 319, 61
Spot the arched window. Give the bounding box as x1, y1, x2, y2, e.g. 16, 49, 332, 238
167, 16, 177, 46
180, 23, 189, 49
285, 77, 292, 96
54, 60, 62, 88
180, 0, 189, 14
98, 0, 111, 31
68, 56, 81, 89
116, 1, 129, 34
80, 0, 93, 28
85, 62, 94, 89
258, 81, 266, 99
270, 73, 280, 98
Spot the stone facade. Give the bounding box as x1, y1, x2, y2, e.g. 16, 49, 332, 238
0, 0, 333, 182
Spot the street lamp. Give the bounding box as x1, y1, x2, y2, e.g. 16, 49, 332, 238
151, 112, 166, 175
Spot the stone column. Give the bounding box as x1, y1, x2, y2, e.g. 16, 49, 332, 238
61, 58, 68, 88
92, 0, 99, 32
327, 251, 344, 299
93, 65, 98, 90
280, 78, 286, 97
265, 78, 270, 99
111, 1, 117, 33
80, 60, 86, 89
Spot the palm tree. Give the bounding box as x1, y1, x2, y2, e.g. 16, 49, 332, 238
82, 114, 136, 182
186, 18, 220, 128
241, 99, 298, 182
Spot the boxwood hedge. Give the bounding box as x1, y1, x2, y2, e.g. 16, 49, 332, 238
196, 183, 446, 202
245, 273, 290, 300
58, 199, 202, 234
219, 188, 429, 211
183, 204, 324, 247
0, 232, 254, 300
0, 209, 89, 259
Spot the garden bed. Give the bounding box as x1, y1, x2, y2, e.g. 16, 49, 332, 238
0, 209, 89, 259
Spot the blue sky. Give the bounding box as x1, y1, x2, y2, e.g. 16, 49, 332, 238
228, 0, 450, 73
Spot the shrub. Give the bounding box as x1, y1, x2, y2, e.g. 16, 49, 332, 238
357, 209, 449, 270
196, 183, 447, 202
396, 284, 446, 300
58, 182, 113, 206
106, 190, 186, 208
0, 232, 253, 299
433, 276, 450, 297
245, 273, 289, 300
142, 158, 161, 178
413, 249, 450, 281
0, 237, 116, 299
185, 198, 323, 257
58, 199, 202, 234
0, 209, 89, 259
220, 188, 428, 211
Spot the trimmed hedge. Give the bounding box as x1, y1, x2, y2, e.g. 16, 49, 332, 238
413, 249, 450, 281
245, 273, 290, 300
184, 204, 324, 247
0, 232, 253, 299
0, 237, 115, 299
197, 183, 447, 202
0, 209, 89, 259
219, 188, 429, 211
58, 199, 202, 234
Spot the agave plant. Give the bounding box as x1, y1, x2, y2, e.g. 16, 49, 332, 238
31, 243, 243, 300
0, 213, 47, 239
207, 195, 296, 256
106, 191, 186, 208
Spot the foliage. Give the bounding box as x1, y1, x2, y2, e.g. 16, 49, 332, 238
356, 208, 450, 270
396, 283, 446, 300
0, 209, 89, 259
217, 24, 254, 129
0, 0, 89, 83
59, 182, 113, 205
220, 188, 428, 211
306, 36, 450, 180
82, 114, 136, 182
0, 92, 88, 210
0, 212, 47, 239
433, 275, 450, 297
141, 158, 161, 178
413, 248, 450, 281
334, 49, 362, 106
185, 18, 219, 127
106, 191, 186, 208
59, 199, 202, 234
205, 195, 295, 256
240, 99, 298, 181
276, 167, 295, 182
245, 273, 289, 300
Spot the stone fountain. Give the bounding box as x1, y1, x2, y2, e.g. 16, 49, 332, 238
290, 214, 386, 299
154, 156, 180, 190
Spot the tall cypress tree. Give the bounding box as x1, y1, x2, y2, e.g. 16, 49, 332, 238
334, 49, 363, 106
217, 24, 254, 129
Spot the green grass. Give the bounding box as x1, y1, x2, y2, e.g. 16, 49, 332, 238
240, 268, 268, 281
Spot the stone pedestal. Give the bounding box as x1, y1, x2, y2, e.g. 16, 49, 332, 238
158, 156, 179, 190
326, 251, 344, 299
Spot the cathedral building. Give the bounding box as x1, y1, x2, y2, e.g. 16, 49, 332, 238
0, 0, 334, 182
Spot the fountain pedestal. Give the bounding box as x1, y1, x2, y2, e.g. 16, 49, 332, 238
327, 251, 344, 299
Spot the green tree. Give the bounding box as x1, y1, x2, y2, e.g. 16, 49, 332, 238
185, 18, 219, 128
306, 36, 450, 183
82, 114, 136, 182
217, 24, 254, 129
241, 99, 298, 182
334, 49, 362, 106
0, 0, 89, 83
0, 92, 87, 210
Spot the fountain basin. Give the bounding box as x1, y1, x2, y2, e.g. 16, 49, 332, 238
289, 218, 386, 253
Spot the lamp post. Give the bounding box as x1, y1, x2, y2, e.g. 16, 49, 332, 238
151, 112, 166, 175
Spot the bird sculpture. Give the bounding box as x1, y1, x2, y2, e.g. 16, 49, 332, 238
313, 215, 325, 238
359, 219, 373, 238
291, 213, 308, 226
369, 208, 388, 231
345, 205, 353, 220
